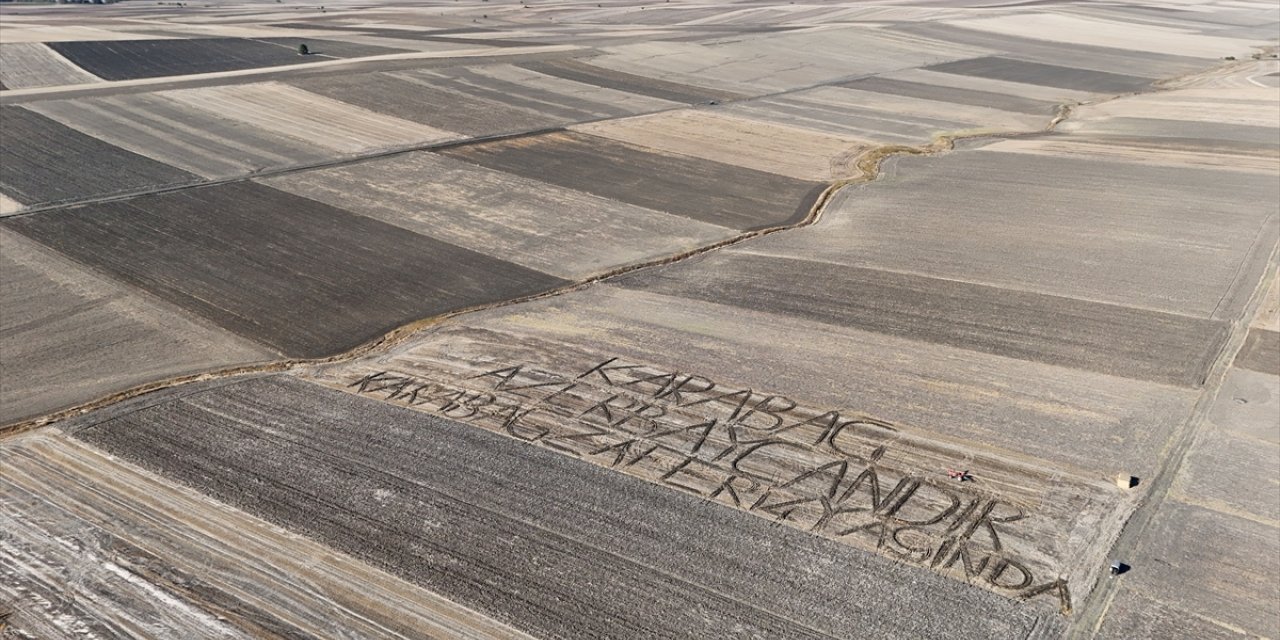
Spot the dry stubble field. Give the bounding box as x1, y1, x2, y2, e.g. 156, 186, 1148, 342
1, 1, 1277, 638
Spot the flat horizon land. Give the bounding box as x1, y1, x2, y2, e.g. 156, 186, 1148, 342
1, 0, 1277, 638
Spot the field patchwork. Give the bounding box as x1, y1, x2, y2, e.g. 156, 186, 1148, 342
2, 182, 567, 359
589, 26, 990, 93
0, 229, 271, 425
64, 375, 1067, 639
287, 71, 563, 135
743, 147, 1278, 322
261, 151, 735, 280
1, 1, 1277, 637
571, 109, 870, 181
161, 82, 461, 154
0, 105, 198, 207
386, 64, 680, 123
303, 326, 1135, 616
438, 130, 827, 231
721, 85, 1049, 143
22, 92, 338, 179
0, 431, 536, 640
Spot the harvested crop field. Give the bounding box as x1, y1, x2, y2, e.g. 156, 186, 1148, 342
742, 147, 1279, 321
876, 67, 1104, 106
438, 131, 827, 230
160, 82, 460, 154
1235, 328, 1280, 374
571, 109, 869, 181
3, 1, 1278, 637
949, 12, 1266, 59
22, 92, 339, 179
720, 85, 1049, 143
261, 151, 734, 279
979, 136, 1280, 174
1099, 499, 1279, 639
0, 105, 198, 207
318, 285, 1196, 477
614, 251, 1230, 387
45, 37, 407, 81
2, 182, 566, 358
588, 26, 988, 93
386, 65, 680, 123
0, 431, 534, 639
516, 58, 743, 104
66, 374, 1067, 639
0, 42, 100, 90
892, 22, 1214, 80
285, 72, 563, 135
299, 303, 1152, 614
924, 56, 1155, 93
838, 75, 1058, 116
0, 230, 271, 425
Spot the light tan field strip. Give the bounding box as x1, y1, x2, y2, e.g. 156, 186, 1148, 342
162, 82, 460, 153
571, 109, 871, 181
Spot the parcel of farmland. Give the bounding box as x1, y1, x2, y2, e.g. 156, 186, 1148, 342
0, 1, 1277, 639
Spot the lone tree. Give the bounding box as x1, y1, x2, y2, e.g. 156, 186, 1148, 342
298, 43, 310, 55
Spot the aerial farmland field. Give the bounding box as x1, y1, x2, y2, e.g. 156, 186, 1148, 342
438, 131, 827, 230
1, 0, 1277, 638
0, 42, 100, 89
0, 105, 198, 207
47, 37, 410, 80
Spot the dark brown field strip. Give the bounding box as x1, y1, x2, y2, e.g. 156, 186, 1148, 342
2, 182, 566, 359
0, 106, 198, 206
614, 251, 1230, 387
287, 72, 561, 135
437, 131, 826, 231
839, 76, 1058, 115
1234, 329, 1280, 375
924, 56, 1154, 93
71, 375, 1057, 640
46, 38, 406, 82
516, 58, 746, 104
